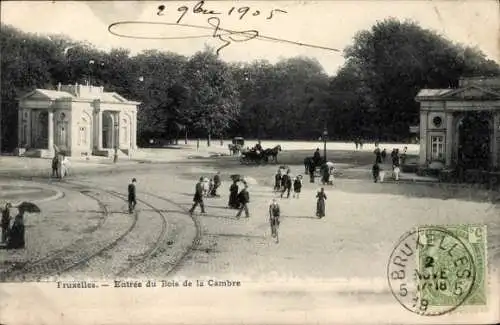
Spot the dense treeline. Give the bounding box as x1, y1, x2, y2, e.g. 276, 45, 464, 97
1, 18, 499, 151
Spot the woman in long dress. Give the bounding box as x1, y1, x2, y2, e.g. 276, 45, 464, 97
316, 187, 327, 218
228, 180, 239, 209
7, 207, 25, 249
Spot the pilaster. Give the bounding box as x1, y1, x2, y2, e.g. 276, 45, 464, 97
445, 113, 454, 167
18, 109, 23, 146
493, 113, 500, 167
48, 110, 54, 151
419, 111, 428, 165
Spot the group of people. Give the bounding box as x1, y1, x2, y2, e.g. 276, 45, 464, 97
372, 145, 407, 183
274, 168, 303, 199
51, 154, 70, 179
1, 203, 26, 249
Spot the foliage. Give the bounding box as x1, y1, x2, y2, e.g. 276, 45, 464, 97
1, 19, 499, 150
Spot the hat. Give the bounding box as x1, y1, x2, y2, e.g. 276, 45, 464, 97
132, 178, 137, 182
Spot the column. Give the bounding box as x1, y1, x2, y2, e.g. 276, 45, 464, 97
445, 113, 454, 167
96, 110, 103, 150
116, 112, 121, 149
132, 111, 137, 149
18, 109, 23, 147
419, 111, 428, 165
48, 110, 54, 151
26, 109, 32, 147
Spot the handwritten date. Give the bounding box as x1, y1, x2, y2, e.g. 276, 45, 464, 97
157, 1, 287, 24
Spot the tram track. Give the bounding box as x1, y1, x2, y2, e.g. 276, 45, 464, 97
0, 175, 203, 280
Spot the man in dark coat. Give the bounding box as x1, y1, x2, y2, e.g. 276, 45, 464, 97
313, 148, 321, 167
128, 178, 137, 213
210, 172, 221, 197
7, 207, 25, 249
1, 202, 11, 243
189, 177, 206, 215
274, 169, 282, 192
374, 147, 382, 164
308, 160, 315, 183
280, 170, 292, 198
228, 180, 239, 209
236, 185, 250, 218
51, 155, 59, 178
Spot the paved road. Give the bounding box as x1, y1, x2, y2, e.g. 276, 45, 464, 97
1, 158, 499, 324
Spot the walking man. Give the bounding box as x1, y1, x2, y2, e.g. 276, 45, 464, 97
128, 178, 137, 213
189, 177, 206, 215
274, 168, 282, 192
280, 170, 292, 199
236, 185, 250, 218
293, 175, 303, 198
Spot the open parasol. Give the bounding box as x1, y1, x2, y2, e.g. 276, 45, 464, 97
16, 201, 41, 213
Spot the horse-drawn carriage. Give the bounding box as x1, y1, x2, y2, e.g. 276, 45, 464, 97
228, 137, 245, 155
240, 145, 282, 165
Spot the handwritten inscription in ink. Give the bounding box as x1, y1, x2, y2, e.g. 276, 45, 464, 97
157, 1, 287, 24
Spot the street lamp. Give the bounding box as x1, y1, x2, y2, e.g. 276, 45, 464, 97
323, 125, 328, 162
113, 121, 119, 163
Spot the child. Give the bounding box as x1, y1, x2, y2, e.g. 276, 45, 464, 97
393, 165, 400, 181
293, 175, 303, 198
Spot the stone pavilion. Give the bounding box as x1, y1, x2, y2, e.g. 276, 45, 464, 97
415, 76, 500, 170
17, 83, 140, 158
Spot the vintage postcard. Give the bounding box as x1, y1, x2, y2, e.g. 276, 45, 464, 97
0, 0, 499, 324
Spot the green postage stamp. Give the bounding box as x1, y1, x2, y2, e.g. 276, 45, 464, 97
387, 224, 488, 316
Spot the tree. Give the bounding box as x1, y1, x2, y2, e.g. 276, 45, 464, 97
340, 18, 500, 141
182, 49, 240, 146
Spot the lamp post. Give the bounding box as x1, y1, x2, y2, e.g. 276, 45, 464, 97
323, 124, 328, 162
113, 120, 118, 163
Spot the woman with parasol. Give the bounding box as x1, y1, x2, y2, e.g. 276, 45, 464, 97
6, 201, 40, 249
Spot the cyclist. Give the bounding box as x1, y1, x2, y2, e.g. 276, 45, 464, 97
269, 198, 281, 243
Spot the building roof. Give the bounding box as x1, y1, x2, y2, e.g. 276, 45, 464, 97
32, 89, 75, 100
415, 89, 452, 98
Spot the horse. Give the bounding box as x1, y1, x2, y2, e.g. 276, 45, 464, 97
304, 156, 326, 174
263, 145, 282, 163
228, 143, 242, 155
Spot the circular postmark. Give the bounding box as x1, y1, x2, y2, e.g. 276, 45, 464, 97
387, 226, 476, 316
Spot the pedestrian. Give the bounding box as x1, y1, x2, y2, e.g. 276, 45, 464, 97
372, 163, 380, 183
393, 164, 400, 181
7, 207, 25, 249
293, 175, 303, 198
321, 164, 330, 185
274, 168, 282, 192
281, 170, 292, 198
309, 160, 315, 183
381, 148, 387, 163
228, 179, 239, 209
359, 138, 363, 150
401, 146, 408, 165
269, 198, 280, 242
236, 185, 250, 218
374, 147, 382, 164
189, 177, 206, 215
51, 155, 59, 178
313, 148, 321, 167
354, 139, 359, 151
328, 166, 335, 185
196, 138, 200, 151
208, 178, 214, 197
62, 155, 70, 176
316, 187, 327, 218
1, 203, 11, 243
210, 172, 221, 197
128, 178, 137, 213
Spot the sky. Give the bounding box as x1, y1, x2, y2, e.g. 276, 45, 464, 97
1, 0, 498, 75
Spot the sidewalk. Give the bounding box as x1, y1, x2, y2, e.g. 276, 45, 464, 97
343, 164, 439, 183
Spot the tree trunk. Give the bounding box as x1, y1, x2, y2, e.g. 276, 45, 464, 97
207, 131, 211, 147
185, 129, 188, 144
